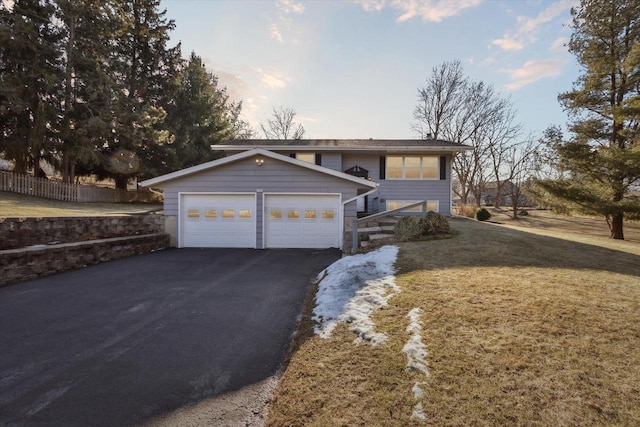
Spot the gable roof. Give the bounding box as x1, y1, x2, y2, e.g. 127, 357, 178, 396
214, 139, 471, 152
140, 148, 378, 188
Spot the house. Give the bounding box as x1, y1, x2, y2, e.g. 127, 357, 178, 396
482, 180, 534, 207
140, 139, 470, 250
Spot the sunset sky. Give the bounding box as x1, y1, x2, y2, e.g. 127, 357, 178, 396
161, 0, 580, 140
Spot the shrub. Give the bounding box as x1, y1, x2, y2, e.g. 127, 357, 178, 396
420, 211, 450, 235
475, 207, 491, 221
394, 217, 423, 240
394, 212, 451, 240
454, 204, 476, 218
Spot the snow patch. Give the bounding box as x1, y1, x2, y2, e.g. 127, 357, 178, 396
313, 245, 399, 346
403, 307, 430, 421
411, 402, 427, 421
403, 308, 429, 375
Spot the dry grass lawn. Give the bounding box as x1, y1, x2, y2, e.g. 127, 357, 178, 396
0, 191, 162, 217
268, 217, 640, 426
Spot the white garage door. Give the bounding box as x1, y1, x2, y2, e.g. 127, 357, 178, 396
181, 194, 256, 248
265, 194, 341, 249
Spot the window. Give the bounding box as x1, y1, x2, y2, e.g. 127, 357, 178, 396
322, 210, 335, 219
205, 209, 217, 218
304, 210, 317, 219
270, 210, 282, 219
222, 209, 234, 218
287, 210, 300, 219
386, 200, 439, 213
187, 209, 200, 218
296, 153, 315, 164
386, 156, 439, 179
239, 209, 252, 219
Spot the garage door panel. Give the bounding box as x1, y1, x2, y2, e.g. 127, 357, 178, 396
265, 195, 340, 249
181, 194, 256, 248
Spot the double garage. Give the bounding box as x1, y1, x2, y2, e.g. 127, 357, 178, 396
180, 193, 341, 249
142, 149, 376, 251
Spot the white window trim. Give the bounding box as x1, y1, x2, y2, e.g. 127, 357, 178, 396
386, 155, 439, 180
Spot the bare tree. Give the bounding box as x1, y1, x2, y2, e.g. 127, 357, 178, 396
412, 60, 466, 140
484, 106, 523, 208
502, 138, 539, 218
260, 105, 305, 139
414, 61, 522, 207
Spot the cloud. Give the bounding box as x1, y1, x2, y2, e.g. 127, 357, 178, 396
1, 0, 14, 10
276, 0, 305, 14
296, 115, 320, 123
491, 0, 577, 51
269, 0, 305, 44
502, 58, 564, 90
253, 67, 290, 90
356, 0, 482, 23
491, 36, 524, 51
270, 24, 284, 43
551, 37, 568, 52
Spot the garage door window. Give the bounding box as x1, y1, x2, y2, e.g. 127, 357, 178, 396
188, 209, 200, 218
287, 210, 300, 219
322, 210, 335, 219
270, 209, 282, 219
305, 210, 317, 219
205, 209, 217, 218
222, 209, 234, 218
239, 209, 252, 219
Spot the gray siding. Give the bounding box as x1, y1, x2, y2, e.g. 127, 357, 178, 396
342, 154, 380, 179
161, 156, 366, 215
343, 153, 453, 215
320, 153, 342, 171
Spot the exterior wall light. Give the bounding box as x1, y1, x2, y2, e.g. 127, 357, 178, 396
256, 158, 264, 166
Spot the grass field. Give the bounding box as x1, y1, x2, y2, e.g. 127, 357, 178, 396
268, 216, 640, 426
0, 191, 162, 217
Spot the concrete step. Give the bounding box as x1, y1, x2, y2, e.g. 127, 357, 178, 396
380, 225, 395, 232
368, 233, 395, 241
357, 226, 382, 233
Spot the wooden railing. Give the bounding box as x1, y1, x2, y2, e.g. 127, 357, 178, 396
0, 171, 146, 203
351, 200, 429, 254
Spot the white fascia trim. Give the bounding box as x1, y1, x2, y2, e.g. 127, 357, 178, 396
214, 145, 472, 153
141, 148, 377, 189
342, 187, 379, 206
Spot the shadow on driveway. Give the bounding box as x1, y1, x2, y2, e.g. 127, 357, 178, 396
0, 248, 341, 426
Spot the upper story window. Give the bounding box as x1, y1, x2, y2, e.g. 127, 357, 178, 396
386, 156, 439, 180
296, 153, 315, 164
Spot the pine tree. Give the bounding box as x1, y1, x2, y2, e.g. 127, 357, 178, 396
535, 0, 640, 239
0, 0, 62, 176
55, 0, 120, 183
166, 52, 241, 170
106, 0, 181, 188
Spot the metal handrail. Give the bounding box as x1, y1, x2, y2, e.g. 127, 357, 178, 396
351, 200, 428, 254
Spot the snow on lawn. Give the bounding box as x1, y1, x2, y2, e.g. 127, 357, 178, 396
403, 307, 429, 421
313, 245, 399, 346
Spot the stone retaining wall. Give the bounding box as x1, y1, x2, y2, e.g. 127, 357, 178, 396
0, 215, 164, 250
0, 233, 170, 287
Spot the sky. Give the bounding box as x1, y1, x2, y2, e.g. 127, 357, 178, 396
161, 0, 580, 140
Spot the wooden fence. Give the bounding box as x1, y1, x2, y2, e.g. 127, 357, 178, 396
0, 171, 154, 203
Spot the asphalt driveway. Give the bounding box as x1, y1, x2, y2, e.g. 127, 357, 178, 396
0, 248, 341, 426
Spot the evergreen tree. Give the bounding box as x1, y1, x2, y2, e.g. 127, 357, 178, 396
55, 0, 120, 183
106, 0, 181, 188
0, 0, 62, 176
166, 52, 241, 170
534, 0, 640, 239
